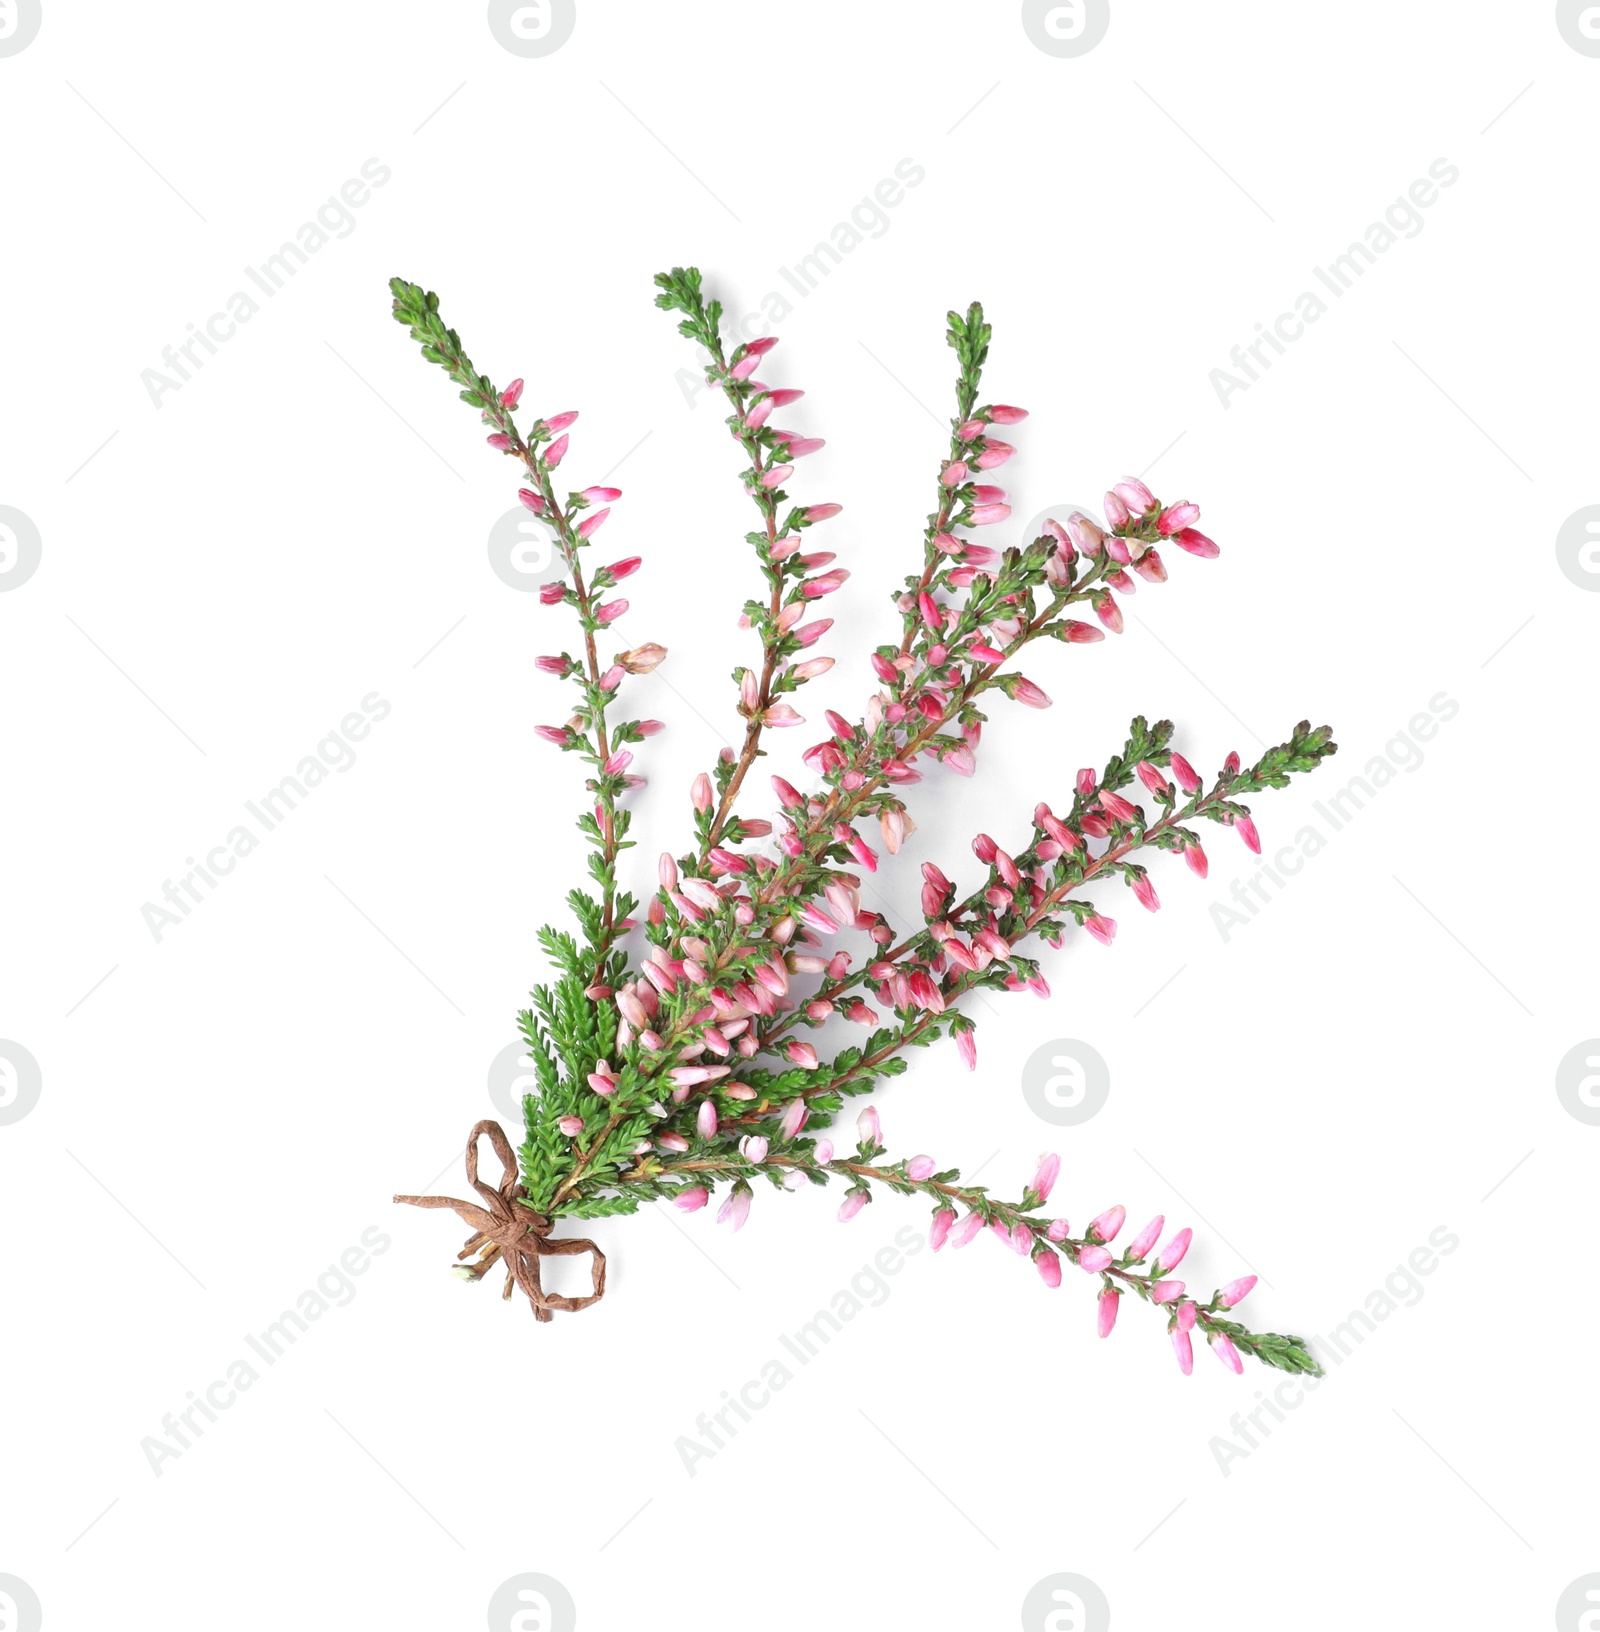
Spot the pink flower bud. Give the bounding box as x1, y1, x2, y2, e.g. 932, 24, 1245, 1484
1173, 527, 1220, 559
1012, 677, 1051, 709
1136, 760, 1170, 796
1132, 874, 1160, 913
1100, 788, 1139, 824
1084, 915, 1117, 948
857, 1105, 881, 1146
956, 1028, 977, 1071
1170, 752, 1201, 794
1217, 1275, 1258, 1309
741, 1135, 769, 1163
949, 1211, 984, 1249
779, 1099, 808, 1140
1095, 595, 1124, 635
544, 410, 578, 434
486, 433, 512, 450
1031, 1152, 1061, 1203
1158, 1228, 1193, 1272
838, 1190, 868, 1222
557, 1115, 584, 1137
1210, 1333, 1244, 1373
1235, 815, 1261, 854
1151, 1279, 1185, 1304
1184, 841, 1209, 879
1115, 476, 1156, 513
546, 433, 569, 467
517, 487, 546, 515
929, 1208, 956, 1250
969, 503, 1010, 526
1078, 1244, 1113, 1272
1157, 501, 1200, 535
1176, 1299, 1199, 1332
987, 404, 1029, 424
674, 1187, 710, 1213
1062, 620, 1104, 644
1171, 1324, 1194, 1375
534, 725, 570, 746
691, 773, 714, 813
1103, 490, 1130, 529
577, 507, 611, 539
1097, 1288, 1120, 1337
804, 503, 842, 523
696, 1099, 718, 1138
597, 598, 628, 623
907, 1155, 937, 1181
1089, 1205, 1125, 1242
718, 1188, 752, 1231
1036, 1250, 1062, 1289
1127, 1215, 1164, 1260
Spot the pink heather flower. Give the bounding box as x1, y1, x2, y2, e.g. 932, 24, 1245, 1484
1127, 1215, 1164, 1260
805, 503, 842, 522
1089, 1205, 1125, 1243
907, 1155, 937, 1181
1158, 1228, 1193, 1272
673, 1187, 710, 1213
838, 1191, 868, 1223
499, 378, 524, 408
1223, 750, 1241, 777
1185, 842, 1209, 879
969, 503, 1010, 525
557, 1115, 584, 1137
1103, 489, 1130, 529
586, 1071, 617, 1097
1031, 1153, 1061, 1203
1100, 788, 1139, 824
1210, 1333, 1245, 1374
1171, 1324, 1195, 1375
1151, 1279, 1185, 1304
956, 1028, 977, 1071
691, 772, 714, 813
741, 1135, 769, 1163
801, 569, 850, 598
546, 433, 570, 467
1078, 1245, 1113, 1273
1235, 814, 1262, 854
1136, 760, 1170, 796
949, 1211, 984, 1249
787, 437, 825, 459
1062, 620, 1104, 644
620, 641, 667, 672
784, 1041, 818, 1070
582, 485, 622, 503
1085, 915, 1117, 948
1036, 1250, 1063, 1290
941, 460, 969, 487
485, 433, 512, 450
929, 1208, 956, 1250
794, 619, 832, 647
696, 1100, 718, 1138
1133, 550, 1168, 584
761, 463, 794, 489
1217, 1274, 1258, 1309
1157, 501, 1200, 534
1009, 1223, 1032, 1255
765, 703, 805, 728
597, 598, 628, 623
1176, 1299, 1199, 1332
1116, 476, 1156, 513
813, 1139, 834, 1164
857, 1106, 881, 1147
976, 441, 1015, 469
534, 725, 570, 746
1173, 527, 1220, 558
718, 1188, 752, 1231
987, 404, 1028, 423
602, 749, 633, 777
1046, 1218, 1072, 1241
577, 506, 611, 539
1132, 874, 1160, 913
729, 353, 762, 380
1090, 1288, 1118, 1338
1012, 677, 1051, 709
1095, 595, 1124, 635
544, 410, 578, 434
517, 487, 546, 515
1170, 752, 1201, 794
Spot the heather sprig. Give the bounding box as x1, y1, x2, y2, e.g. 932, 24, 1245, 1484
388, 268, 1337, 1375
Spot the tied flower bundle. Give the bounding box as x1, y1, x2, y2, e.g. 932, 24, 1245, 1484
388, 267, 1335, 1378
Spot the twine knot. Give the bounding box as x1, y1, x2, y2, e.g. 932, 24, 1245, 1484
395, 1120, 606, 1322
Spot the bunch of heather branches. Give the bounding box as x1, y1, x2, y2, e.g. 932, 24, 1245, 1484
388, 268, 1334, 1377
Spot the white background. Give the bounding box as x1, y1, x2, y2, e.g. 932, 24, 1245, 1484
2, 3, 1596, 1628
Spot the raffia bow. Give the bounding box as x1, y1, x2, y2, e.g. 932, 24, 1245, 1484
394, 1119, 606, 1322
